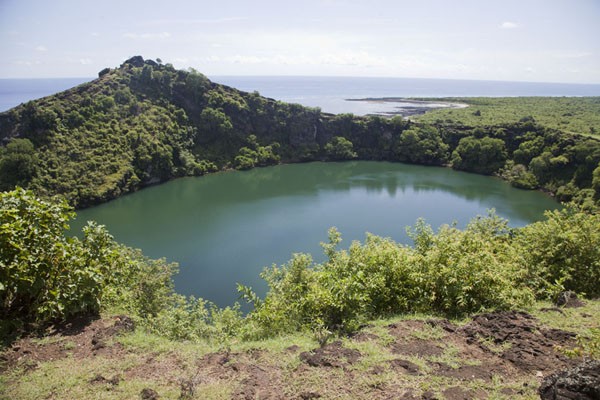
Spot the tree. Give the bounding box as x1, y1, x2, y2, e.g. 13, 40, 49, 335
198, 107, 233, 142
325, 137, 357, 160
451, 136, 507, 174
499, 161, 538, 189
393, 126, 448, 165
593, 163, 600, 199
0, 138, 38, 191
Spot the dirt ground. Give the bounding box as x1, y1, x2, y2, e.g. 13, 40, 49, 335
0, 309, 593, 399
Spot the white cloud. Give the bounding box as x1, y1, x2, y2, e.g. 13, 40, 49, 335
13, 60, 42, 66
35, 45, 48, 52
203, 50, 385, 69
550, 51, 593, 59
79, 58, 92, 65
500, 21, 518, 29
123, 32, 171, 40
140, 17, 247, 26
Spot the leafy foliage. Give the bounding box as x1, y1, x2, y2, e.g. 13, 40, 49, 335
0, 189, 113, 329
244, 214, 534, 337
2, 189, 599, 344
393, 126, 448, 165
517, 205, 600, 298
451, 136, 507, 174
0, 139, 38, 191
233, 135, 280, 170
416, 96, 600, 138
324, 136, 357, 160
499, 161, 539, 189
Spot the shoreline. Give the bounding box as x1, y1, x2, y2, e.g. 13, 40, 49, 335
345, 97, 468, 117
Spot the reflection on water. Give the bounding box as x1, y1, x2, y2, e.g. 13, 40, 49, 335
73, 161, 560, 307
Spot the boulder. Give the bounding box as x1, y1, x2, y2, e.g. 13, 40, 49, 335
123, 55, 145, 68
539, 360, 600, 400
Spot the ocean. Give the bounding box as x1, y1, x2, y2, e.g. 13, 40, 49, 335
1, 76, 600, 115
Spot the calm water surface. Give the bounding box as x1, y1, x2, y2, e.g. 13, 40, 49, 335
73, 162, 560, 307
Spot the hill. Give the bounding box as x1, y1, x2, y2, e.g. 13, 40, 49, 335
0, 56, 599, 208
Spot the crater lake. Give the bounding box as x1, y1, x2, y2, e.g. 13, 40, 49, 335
71, 161, 561, 307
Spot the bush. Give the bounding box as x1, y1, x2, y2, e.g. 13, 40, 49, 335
0, 189, 114, 328
517, 205, 600, 298
408, 215, 534, 315
245, 213, 536, 336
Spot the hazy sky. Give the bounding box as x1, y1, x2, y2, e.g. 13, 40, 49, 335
1, 0, 599, 83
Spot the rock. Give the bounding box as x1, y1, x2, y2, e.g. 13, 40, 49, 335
123, 56, 145, 68
89, 374, 120, 385
98, 67, 111, 78
425, 318, 457, 333
112, 315, 135, 333
538, 360, 600, 400
144, 59, 158, 67
421, 390, 438, 400
389, 358, 421, 375
299, 341, 360, 368
555, 291, 586, 308
140, 387, 159, 399
299, 392, 321, 399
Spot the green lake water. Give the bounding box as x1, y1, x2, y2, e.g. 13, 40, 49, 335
72, 161, 561, 307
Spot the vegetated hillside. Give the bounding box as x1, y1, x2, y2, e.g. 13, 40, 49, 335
0, 55, 599, 209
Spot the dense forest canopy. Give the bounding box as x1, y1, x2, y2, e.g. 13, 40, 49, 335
415, 96, 600, 138
0, 55, 599, 210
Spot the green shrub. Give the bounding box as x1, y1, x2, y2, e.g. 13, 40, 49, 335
325, 137, 357, 160
517, 205, 600, 298
0, 189, 113, 328
408, 215, 534, 315
245, 213, 536, 337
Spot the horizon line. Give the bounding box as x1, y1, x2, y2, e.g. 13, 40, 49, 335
1, 75, 600, 86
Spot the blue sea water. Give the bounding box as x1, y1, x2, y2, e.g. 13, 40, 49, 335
210, 76, 600, 115
1, 75, 600, 115
0, 78, 90, 113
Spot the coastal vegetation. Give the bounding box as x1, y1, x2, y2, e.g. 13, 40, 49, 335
415, 96, 600, 138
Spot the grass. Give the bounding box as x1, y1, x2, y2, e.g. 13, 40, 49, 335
530, 300, 600, 334
2, 300, 599, 399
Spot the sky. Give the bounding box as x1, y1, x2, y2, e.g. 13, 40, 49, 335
0, 0, 599, 83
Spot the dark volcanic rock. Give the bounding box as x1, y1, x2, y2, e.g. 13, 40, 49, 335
539, 360, 600, 400
460, 311, 578, 372
299, 341, 360, 368
123, 55, 145, 68
555, 291, 586, 308
140, 387, 160, 399
389, 358, 421, 375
